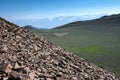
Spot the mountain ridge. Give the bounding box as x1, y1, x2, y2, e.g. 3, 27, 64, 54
53, 13, 120, 29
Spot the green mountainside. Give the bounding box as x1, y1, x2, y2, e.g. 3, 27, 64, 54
24, 14, 120, 75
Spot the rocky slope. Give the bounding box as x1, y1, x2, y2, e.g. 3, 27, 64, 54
0, 17, 119, 80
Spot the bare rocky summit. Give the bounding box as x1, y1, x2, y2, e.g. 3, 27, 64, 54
0, 17, 119, 80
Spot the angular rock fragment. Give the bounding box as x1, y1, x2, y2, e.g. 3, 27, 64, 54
0, 62, 12, 73
8, 71, 29, 80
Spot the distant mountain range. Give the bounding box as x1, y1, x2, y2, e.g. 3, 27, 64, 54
23, 25, 49, 30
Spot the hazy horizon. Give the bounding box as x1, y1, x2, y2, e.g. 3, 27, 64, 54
0, 0, 120, 29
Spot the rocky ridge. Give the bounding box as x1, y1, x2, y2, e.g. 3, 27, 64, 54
0, 17, 119, 80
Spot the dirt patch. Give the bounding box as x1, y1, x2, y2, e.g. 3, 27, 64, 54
53, 32, 69, 37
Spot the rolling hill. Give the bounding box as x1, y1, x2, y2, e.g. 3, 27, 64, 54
54, 14, 120, 29
24, 14, 120, 76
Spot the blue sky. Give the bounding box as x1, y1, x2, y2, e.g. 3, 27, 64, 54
0, 0, 120, 28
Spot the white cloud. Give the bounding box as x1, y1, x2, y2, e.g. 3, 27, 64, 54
9, 13, 104, 21
7, 13, 108, 29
